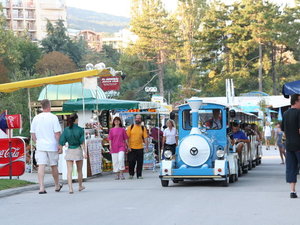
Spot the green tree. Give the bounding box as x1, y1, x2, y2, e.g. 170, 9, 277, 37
80, 45, 121, 69
17, 39, 42, 75
41, 20, 87, 67
196, 0, 300, 96
35, 51, 77, 75
130, 0, 178, 97
0, 6, 21, 77
175, 0, 207, 97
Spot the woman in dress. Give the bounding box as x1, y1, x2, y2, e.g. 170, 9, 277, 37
108, 117, 128, 180
162, 119, 178, 158
275, 123, 286, 164
59, 113, 87, 194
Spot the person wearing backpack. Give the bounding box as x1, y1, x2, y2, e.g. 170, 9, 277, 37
126, 114, 148, 179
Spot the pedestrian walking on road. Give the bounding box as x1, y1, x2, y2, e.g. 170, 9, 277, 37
126, 114, 148, 179
108, 117, 128, 180
59, 113, 87, 194
150, 123, 163, 162
30, 99, 63, 194
282, 94, 300, 198
275, 123, 286, 164
263, 122, 272, 150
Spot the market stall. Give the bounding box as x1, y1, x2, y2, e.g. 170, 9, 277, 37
62, 99, 163, 173
62, 98, 155, 176
0, 68, 113, 176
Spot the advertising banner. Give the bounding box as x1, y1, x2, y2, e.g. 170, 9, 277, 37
99, 76, 120, 91
0, 138, 25, 176
6, 114, 22, 129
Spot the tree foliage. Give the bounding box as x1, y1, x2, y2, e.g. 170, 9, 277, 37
41, 20, 87, 66
130, 0, 179, 96
35, 51, 77, 75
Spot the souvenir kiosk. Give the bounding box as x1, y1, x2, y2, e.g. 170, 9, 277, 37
62, 98, 145, 177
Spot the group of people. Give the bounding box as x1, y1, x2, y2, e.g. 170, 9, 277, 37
108, 115, 178, 180
30, 99, 86, 194
29, 99, 178, 194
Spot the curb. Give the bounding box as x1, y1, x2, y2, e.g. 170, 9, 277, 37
0, 171, 113, 199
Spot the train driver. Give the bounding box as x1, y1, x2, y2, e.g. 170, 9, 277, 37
230, 122, 250, 158
206, 109, 222, 129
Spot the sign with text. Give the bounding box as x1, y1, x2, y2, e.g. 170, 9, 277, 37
0, 138, 25, 176
99, 76, 120, 91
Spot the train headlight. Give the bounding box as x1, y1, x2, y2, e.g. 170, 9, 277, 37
164, 150, 173, 160
216, 146, 225, 158
216, 150, 224, 158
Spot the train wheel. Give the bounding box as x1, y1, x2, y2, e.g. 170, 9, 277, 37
172, 179, 179, 183
238, 160, 242, 177
242, 166, 248, 174
248, 161, 253, 170
256, 158, 260, 166
161, 180, 169, 187
234, 174, 238, 182
222, 175, 229, 187
229, 174, 235, 183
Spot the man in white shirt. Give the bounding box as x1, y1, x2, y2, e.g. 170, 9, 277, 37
30, 99, 62, 194
263, 122, 272, 150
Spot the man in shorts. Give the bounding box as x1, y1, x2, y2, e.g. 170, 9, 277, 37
263, 122, 272, 150
282, 94, 300, 198
30, 99, 62, 194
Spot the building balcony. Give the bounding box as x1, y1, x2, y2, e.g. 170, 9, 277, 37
12, 2, 23, 8
25, 15, 35, 20
12, 25, 24, 30
12, 15, 24, 19
39, 3, 66, 10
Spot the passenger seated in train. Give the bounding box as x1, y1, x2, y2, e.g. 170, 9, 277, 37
230, 122, 250, 158
205, 109, 222, 129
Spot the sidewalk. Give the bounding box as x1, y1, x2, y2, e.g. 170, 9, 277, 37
0, 166, 112, 198
0, 167, 63, 198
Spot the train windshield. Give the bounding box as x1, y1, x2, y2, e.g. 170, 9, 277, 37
183, 109, 222, 130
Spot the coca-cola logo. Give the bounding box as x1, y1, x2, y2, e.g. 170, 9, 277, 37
0, 147, 21, 158
0, 138, 25, 176
6, 116, 15, 128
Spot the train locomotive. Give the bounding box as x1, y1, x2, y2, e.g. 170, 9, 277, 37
159, 97, 261, 187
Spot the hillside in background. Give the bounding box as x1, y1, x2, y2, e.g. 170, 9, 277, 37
67, 7, 130, 33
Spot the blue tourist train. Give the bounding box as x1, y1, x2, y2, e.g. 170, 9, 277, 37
159, 97, 261, 187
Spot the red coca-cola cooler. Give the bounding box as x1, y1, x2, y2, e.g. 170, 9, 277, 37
0, 138, 25, 176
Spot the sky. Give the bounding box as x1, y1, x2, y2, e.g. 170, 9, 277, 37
65, 0, 296, 18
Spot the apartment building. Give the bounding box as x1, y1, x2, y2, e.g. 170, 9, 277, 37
0, 0, 66, 41
77, 30, 103, 52
102, 29, 138, 52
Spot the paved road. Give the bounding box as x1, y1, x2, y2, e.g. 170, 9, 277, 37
1, 148, 300, 225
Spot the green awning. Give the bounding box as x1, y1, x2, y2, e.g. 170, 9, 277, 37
63, 98, 140, 111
